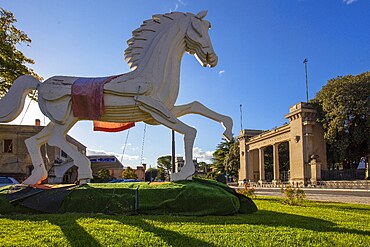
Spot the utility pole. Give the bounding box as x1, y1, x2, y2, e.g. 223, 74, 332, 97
303, 58, 309, 103
171, 130, 176, 174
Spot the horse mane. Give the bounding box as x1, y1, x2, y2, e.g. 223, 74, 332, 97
124, 12, 189, 71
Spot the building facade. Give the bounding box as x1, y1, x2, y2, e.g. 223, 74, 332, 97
174, 157, 198, 173
239, 102, 327, 187
0, 121, 86, 183
0, 121, 122, 183
109, 164, 147, 180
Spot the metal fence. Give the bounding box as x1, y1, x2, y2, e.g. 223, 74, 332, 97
321, 169, 366, 180
264, 171, 289, 182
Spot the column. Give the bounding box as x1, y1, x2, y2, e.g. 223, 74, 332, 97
258, 147, 265, 185
247, 150, 254, 181
272, 143, 280, 186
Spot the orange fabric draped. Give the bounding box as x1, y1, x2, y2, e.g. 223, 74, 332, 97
93, 121, 135, 132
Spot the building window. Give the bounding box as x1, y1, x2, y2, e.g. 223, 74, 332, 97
3, 139, 13, 153
61, 150, 68, 158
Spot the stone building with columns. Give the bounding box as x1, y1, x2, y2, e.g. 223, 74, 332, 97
239, 102, 327, 187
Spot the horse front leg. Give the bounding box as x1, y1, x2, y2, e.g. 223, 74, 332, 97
139, 107, 196, 181
171, 101, 233, 141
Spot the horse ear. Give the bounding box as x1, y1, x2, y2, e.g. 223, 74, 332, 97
195, 10, 207, 19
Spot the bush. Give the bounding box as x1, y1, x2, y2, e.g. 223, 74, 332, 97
92, 169, 112, 183
236, 184, 256, 198
280, 186, 306, 205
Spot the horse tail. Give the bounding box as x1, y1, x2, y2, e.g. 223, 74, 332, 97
0, 75, 40, 122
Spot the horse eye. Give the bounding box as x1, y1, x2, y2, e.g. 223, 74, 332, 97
209, 24, 211, 29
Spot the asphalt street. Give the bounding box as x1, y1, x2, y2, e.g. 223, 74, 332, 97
252, 187, 370, 205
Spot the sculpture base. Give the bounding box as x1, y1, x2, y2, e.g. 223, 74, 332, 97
1, 179, 257, 215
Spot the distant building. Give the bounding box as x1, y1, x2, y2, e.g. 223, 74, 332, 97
239, 102, 327, 187
0, 120, 122, 183
0, 120, 86, 183
174, 157, 198, 173
109, 164, 147, 181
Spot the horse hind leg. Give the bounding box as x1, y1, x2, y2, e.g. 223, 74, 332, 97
47, 115, 92, 184
23, 123, 55, 185
142, 109, 196, 181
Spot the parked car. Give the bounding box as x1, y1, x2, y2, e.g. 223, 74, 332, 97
0, 177, 19, 188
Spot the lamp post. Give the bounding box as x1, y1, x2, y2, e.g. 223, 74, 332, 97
303, 58, 309, 103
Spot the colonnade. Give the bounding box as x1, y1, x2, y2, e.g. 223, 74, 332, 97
256, 143, 283, 185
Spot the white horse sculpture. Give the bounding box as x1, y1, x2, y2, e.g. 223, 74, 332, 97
0, 11, 233, 184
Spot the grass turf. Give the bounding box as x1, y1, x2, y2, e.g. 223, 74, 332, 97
0, 197, 369, 246
1, 179, 257, 215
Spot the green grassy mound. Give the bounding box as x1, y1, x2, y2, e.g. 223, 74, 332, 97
0, 179, 257, 215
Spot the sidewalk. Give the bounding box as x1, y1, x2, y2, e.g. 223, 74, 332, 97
249, 187, 370, 205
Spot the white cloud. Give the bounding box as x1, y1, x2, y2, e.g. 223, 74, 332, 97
170, 0, 186, 12
120, 143, 132, 149
193, 147, 214, 164
343, 0, 357, 4
218, 69, 225, 75
178, 0, 186, 6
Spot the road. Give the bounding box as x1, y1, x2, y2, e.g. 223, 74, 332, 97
251, 187, 370, 205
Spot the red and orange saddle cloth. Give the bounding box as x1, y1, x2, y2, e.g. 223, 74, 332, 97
71, 75, 135, 132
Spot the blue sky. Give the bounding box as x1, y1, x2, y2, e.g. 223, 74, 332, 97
3, 0, 370, 168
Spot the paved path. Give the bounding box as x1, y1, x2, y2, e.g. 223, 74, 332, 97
251, 187, 370, 205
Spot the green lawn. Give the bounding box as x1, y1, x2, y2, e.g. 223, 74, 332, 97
1, 197, 369, 247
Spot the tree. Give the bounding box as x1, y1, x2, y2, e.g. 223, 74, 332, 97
155, 167, 166, 181
145, 168, 158, 182
122, 167, 138, 179
208, 137, 240, 182
224, 139, 240, 179
197, 161, 211, 173
313, 71, 370, 168
157, 155, 172, 181
0, 8, 41, 97
93, 169, 111, 183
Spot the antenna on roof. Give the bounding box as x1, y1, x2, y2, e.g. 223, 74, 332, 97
240, 104, 243, 131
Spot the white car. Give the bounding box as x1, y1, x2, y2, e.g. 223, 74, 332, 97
0, 177, 19, 188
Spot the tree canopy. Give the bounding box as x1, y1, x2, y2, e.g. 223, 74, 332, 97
0, 8, 41, 97
122, 167, 138, 179
313, 71, 370, 167
208, 137, 240, 182
93, 169, 111, 183
144, 168, 158, 182
157, 155, 172, 181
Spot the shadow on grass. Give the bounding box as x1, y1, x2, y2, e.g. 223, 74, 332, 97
115, 217, 216, 247
3, 207, 369, 246
47, 217, 102, 247
133, 209, 370, 237
3, 214, 215, 247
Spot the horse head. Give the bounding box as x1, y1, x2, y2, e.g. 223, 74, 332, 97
185, 11, 218, 68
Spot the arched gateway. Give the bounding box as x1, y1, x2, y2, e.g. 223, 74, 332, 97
239, 102, 327, 187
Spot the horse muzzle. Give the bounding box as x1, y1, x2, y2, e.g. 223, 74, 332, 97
206, 52, 218, 68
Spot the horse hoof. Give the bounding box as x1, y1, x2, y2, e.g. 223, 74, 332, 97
78, 179, 89, 185
171, 165, 195, 181
223, 131, 233, 142
77, 173, 93, 181
22, 168, 47, 185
